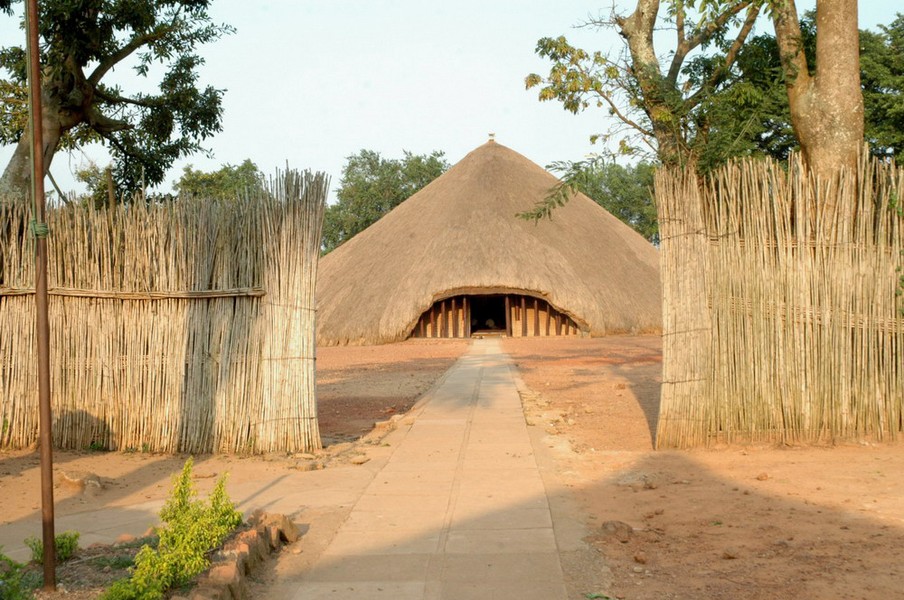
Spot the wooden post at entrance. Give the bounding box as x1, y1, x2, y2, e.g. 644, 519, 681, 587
520, 296, 527, 337
451, 297, 458, 338
533, 298, 540, 336
463, 296, 470, 338
504, 295, 512, 337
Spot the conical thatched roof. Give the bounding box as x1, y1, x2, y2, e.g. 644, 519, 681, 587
316, 140, 661, 345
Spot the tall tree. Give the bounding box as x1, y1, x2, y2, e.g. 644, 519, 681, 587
322, 149, 449, 253
702, 10, 903, 165
770, 0, 864, 175
526, 0, 764, 168
0, 0, 232, 196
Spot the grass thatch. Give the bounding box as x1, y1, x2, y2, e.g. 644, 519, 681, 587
317, 140, 661, 346
0, 170, 328, 453
656, 154, 903, 448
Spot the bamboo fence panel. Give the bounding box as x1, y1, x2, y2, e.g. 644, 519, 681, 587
0, 169, 328, 454
656, 155, 903, 448
655, 168, 712, 448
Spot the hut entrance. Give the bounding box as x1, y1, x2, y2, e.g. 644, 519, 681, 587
410, 293, 581, 339
469, 295, 507, 335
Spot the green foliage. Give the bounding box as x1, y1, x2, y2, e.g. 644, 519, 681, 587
526, 2, 765, 168
527, 34, 651, 158
74, 163, 117, 209
697, 11, 904, 168
174, 159, 267, 200
24, 530, 80, 564
0, 0, 233, 193
0, 548, 37, 599
898, 261, 903, 316
527, 6, 904, 170
861, 14, 904, 163
89, 555, 136, 570
99, 457, 243, 600
322, 149, 449, 253
519, 158, 658, 244
689, 13, 816, 170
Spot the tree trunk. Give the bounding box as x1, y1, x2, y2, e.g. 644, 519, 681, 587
617, 0, 687, 168
0, 89, 65, 199
772, 0, 864, 176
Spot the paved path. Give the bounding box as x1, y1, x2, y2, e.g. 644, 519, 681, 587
0, 339, 591, 598
279, 338, 569, 599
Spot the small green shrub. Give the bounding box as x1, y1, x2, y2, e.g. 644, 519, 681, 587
99, 457, 243, 600
0, 548, 39, 600
24, 530, 81, 564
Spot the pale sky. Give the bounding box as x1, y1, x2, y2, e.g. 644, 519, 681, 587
0, 1, 900, 200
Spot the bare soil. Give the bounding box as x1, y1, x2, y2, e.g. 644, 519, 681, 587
3, 335, 903, 600
316, 339, 470, 444
503, 336, 904, 600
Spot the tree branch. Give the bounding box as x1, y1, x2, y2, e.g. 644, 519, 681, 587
594, 86, 655, 138
674, 0, 686, 42
685, 2, 762, 110
667, 0, 689, 84
87, 28, 172, 85
93, 86, 159, 108
685, 1, 754, 52
771, 0, 811, 95
86, 105, 130, 134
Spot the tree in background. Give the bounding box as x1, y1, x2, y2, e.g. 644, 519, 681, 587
520, 158, 658, 243
0, 0, 232, 196
322, 150, 449, 253
73, 162, 118, 208
861, 14, 904, 163
688, 11, 817, 169
570, 159, 658, 242
174, 159, 267, 199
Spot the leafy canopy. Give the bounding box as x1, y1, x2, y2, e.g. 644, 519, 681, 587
861, 14, 904, 163
174, 159, 267, 199
523, 6, 904, 231
526, 1, 765, 168
519, 158, 657, 243
322, 149, 449, 253
0, 0, 233, 193
528, 4, 904, 170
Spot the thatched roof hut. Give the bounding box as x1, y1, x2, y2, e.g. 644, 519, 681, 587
316, 139, 661, 346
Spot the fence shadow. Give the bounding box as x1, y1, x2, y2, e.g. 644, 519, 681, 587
503, 336, 662, 449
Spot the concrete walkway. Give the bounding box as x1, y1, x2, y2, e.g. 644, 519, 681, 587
279, 338, 569, 599
0, 339, 588, 599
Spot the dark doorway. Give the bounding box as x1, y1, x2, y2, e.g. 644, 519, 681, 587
410, 292, 580, 339
469, 294, 507, 333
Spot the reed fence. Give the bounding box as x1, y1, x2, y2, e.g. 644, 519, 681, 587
0, 170, 328, 454
656, 154, 903, 448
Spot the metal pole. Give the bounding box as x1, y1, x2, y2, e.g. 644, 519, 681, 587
25, 0, 56, 590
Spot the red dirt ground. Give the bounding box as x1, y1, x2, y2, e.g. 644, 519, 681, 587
503, 336, 904, 600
